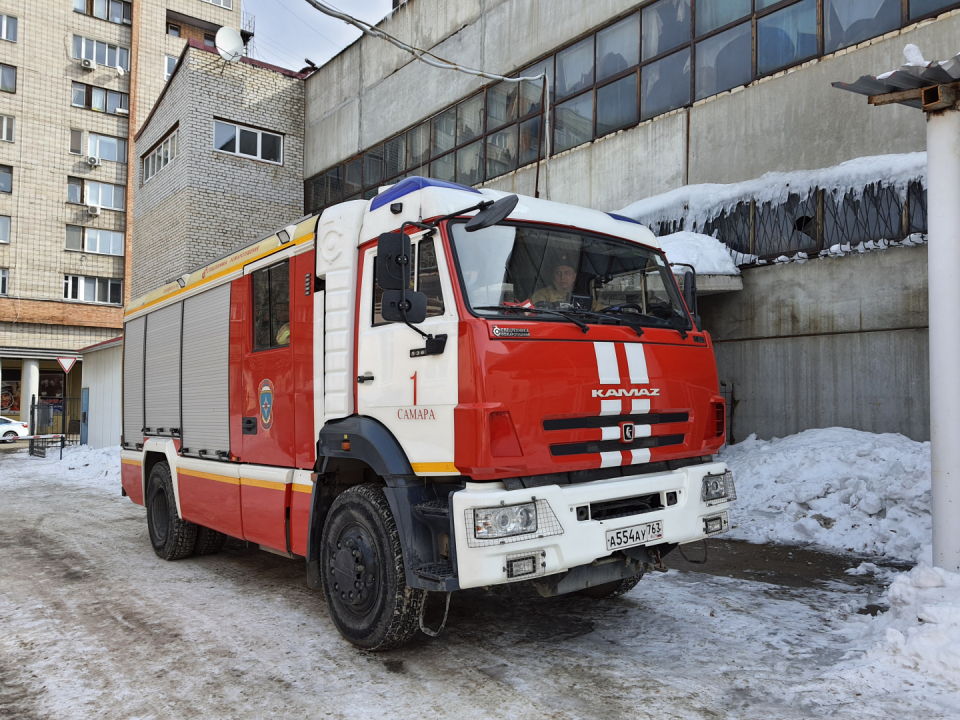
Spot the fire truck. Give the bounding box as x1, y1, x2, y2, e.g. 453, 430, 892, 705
120, 177, 736, 650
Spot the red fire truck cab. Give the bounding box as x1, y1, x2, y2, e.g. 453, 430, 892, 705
120, 178, 736, 650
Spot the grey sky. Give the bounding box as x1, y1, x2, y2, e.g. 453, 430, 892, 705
240, 0, 395, 72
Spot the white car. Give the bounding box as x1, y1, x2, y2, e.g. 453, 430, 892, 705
0, 416, 28, 442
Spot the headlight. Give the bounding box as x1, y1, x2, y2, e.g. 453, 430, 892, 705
474, 503, 537, 539
701, 472, 737, 504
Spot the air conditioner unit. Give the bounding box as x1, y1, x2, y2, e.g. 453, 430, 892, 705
87, 205, 101, 216
115, 107, 129, 115
80, 58, 96, 71
86, 156, 101, 167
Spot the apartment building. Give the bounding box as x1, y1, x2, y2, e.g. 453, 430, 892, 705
0, 0, 240, 425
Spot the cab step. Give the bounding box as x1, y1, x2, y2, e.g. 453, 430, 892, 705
414, 561, 456, 582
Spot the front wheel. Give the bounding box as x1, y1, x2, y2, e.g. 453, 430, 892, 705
320, 484, 425, 651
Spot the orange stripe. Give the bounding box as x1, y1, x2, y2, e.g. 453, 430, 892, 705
121, 458, 142, 467
179, 469, 239, 485
239, 477, 287, 491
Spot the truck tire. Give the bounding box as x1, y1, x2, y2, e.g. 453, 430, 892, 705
320, 483, 425, 651
145, 461, 197, 561
193, 526, 227, 556
578, 573, 644, 599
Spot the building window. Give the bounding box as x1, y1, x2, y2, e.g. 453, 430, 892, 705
66, 224, 82, 250
0, 115, 13, 143
204, 34, 216, 47
214, 121, 283, 164
89, 133, 127, 163
164, 55, 177, 81
0, 269, 8, 296
0, 216, 9, 244
71, 82, 129, 115
0, 166, 11, 194
202, 0, 234, 9
252, 261, 290, 350
0, 14, 17, 42
167, 24, 180, 37
85, 181, 125, 210
64, 275, 122, 304
68, 177, 83, 203
0, 64, 15, 94
84, 227, 124, 255
142, 130, 178, 183
75, 0, 131, 25
70, 129, 83, 155
911, 0, 958, 19
72, 35, 130, 71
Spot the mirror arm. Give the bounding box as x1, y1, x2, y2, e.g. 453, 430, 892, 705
425, 200, 494, 228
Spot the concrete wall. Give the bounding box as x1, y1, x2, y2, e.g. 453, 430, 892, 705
305, 4, 960, 212
701, 244, 930, 442
81, 343, 121, 449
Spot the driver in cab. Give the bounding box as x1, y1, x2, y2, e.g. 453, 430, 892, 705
531, 260, 578, 304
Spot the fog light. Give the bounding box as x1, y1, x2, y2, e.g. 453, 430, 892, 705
474, 503, 537, 539
701, 471, 736, 503
702, 512, 729, 536
506, 556, 536, 578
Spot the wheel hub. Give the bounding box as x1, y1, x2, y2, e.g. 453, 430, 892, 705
330, 526, 379, 613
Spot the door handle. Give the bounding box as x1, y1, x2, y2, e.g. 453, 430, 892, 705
357, 373, 375, 384
242, 417, 258, 434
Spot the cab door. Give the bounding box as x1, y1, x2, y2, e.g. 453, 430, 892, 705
355, 234, 459, 473
239, 258, 296, 467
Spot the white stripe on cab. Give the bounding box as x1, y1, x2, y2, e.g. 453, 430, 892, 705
624, 343, 649, 385
599, 451, 623, 468
600, 400, 621, 416
594, 342, 620, 385
631, 399, 651, 415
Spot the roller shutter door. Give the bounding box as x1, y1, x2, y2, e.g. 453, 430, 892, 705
143, 302, 182, 433
181, 284, 231, 456
122, 316, 145, 445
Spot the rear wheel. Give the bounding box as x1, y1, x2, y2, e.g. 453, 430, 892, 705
3, 431, 17, 443
193, 526, 227, 556
320, 484, 425, 651
145, 461, 197, 560
578, 574, 643, 599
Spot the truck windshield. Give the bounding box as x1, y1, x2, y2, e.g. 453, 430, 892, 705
448, 221, 691, 330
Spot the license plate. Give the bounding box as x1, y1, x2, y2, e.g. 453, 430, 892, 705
605, 520, 664, 550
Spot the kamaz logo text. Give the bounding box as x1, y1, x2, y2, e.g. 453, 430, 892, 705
592, 388, 660, 398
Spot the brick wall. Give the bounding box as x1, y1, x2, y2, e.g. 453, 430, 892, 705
132, 46, 304, 299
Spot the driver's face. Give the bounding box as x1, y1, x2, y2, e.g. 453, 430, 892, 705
553, 265, 576, 293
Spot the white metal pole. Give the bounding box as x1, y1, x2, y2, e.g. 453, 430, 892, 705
926, 108, 960, 572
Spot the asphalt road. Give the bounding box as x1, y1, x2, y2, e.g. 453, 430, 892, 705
0, 453, 941, 720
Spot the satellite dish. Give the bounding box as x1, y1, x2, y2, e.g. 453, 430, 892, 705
116, 66, 125, 77
215, 27, 244, 63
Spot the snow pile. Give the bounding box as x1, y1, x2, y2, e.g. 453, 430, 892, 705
721, 428, 930, 561
1, 444, 121, 494
617, 153, 926, 240
658, 231, 740, 275
849, 563, 960, 684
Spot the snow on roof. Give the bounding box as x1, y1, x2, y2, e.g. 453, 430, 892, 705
658, 232, 740, 276
617, 153, 927, 233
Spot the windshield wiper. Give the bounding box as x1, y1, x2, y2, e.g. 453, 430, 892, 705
474, 305, 590, 334
599, 305, 689, 339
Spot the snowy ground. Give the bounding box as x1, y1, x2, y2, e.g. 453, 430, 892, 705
1, 440, 959, 718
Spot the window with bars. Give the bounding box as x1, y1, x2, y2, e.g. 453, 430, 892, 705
142, 130, 178, 183
71, 82, 129, 115
63, 274, 122, 304
72, 35, 130, 71
74, 0, 132, 25
305, 0, 960, 216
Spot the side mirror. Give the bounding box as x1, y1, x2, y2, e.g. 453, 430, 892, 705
376, 232, 411, 290
682, 270, 702, 331
381, 289, 427, 324
465, 195, 519, 232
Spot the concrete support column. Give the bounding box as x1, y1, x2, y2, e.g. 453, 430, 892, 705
21, 359, 39, 426
926, 108, 960, 572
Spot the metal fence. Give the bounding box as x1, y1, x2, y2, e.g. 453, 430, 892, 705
647, 180, 927, 262
28, 395, 81, 457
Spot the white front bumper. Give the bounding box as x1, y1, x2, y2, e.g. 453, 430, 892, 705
451, 462, 734, 589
